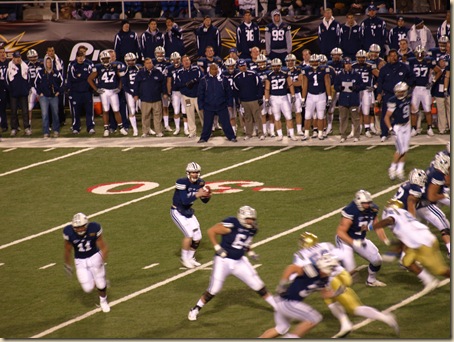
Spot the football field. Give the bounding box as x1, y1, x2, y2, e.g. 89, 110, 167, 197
0, 136, 450, 338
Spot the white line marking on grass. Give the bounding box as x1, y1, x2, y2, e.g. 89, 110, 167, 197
43, 148, 56, 152
344, 278, 450, 337
242, 147, 254, 151
31, 181, 404, 338
0, 263, 4, 266
324, 145, 337, 150
1, 146, 293, 251
0, 148, 94, 178
202, 147, 213, 151
161, 147, 174, 151
409, 145, 420, 150
3, 148, 17, 153
366, 145, 377, 150
39, 263, 56, 270
121, 147, 134, 152
142, 263, 159, 270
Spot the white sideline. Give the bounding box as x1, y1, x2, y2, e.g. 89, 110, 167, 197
0, 146, 293, 251
32, 182, 409, 338
0, 147, 94, 177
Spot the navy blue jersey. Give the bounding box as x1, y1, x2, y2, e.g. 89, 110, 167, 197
236, 22, 261, 58
432, 67, 448, 97
388, 26, 409, 50
220, 216, 257, 260
222, 69, 238, 90
303, 66, 329, 94
27, 60, 43, 87
341, 201, 378, 240
340, 24, 362, 59
283, 67, 302, 94
63, 222, 102, 259
377, 61, 413, 95
165, 63, 183, 91
281, 272, 329, 301
427, 47, 448, 61
151, 58, 170, 75
267, 70, 289, 96
407, 57, 437, 86
386, 96, 410, 124
266, 22, 292, 51
66, 59, 93, 93
256, 67, 271, 87
420, 166, 446, 205
0, 59, 7, 89
352, 62, 374, 87
327, 60, 344, 78
393, 181, 423, 210
197, 56, 223, 75
93, 63, 121, 89
367, 57, 385, 72
171, 176, 208, 217
318, 19, 341, 56
122, 64, 141, 95
360, 16, 387, 50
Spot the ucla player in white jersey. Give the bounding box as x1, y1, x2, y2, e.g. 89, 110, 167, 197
283, 54, 304, 136
373, 199, 450, 287
408, 45, 441, 136
188, 206, 276, 322
122, 53, 140, 136
63, 213, 110, 313
265, 58, 297, 141
384, 82, 412, 181
87, 50, 127, 137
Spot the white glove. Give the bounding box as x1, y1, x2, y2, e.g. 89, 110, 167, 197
214, 244, 227, 258
247, 250, 260, 261
64, 263, 73, 277
97, 88, 105, 94
352, 239, 366, 249
112, 88, 121, 94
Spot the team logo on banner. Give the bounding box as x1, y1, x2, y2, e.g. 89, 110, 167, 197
0, 32, 45, 58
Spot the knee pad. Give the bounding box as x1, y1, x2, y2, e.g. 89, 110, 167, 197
256, 286, 268, 297
191, 240, 200, 250
81, 282, 95, 293
96, 286, 107, 292
369, 263, 381, 272
203, 291, 215, 303
441, 228, 451, 237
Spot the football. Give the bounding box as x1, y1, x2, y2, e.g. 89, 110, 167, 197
203, 185, 211, 193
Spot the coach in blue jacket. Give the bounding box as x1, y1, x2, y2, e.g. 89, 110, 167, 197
197, 64, 237, 143
334, 57, 365, 142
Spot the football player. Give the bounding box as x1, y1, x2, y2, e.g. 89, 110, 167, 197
165, 52, 187, 135
26, 49, 42, 132
428, 35, 449, 61
188, 206, 276, 321
384, 82, 412, 181
407, 45, 441, 136
63, 213, 110, 313
326, 48, 344, 136
368, 44, 386, 134
152, 46, 172, 132
265, 58, 297, 141
373, 200, 450, 286
255, 54, 274, 137
171, 162, 211, 269
122, 52, 141, 136
301, 54, 332, 140
335, 190, 385, 287
283, 54, 304, 136
87, 50, 127, 137
223, 58, 240, 134
353, 50, 376, 137
293, 233, 399, 338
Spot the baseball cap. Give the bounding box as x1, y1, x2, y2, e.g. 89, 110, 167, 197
12, 51, 21, 58
397, 16, 404, 21
238, 59, 247, 67
343, 57, 352, 64
414, 17, 424, 25
367, 5, 377, 11
229, 48, 238, 54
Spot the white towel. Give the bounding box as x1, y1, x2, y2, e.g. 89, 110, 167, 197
7, 60, 28, 82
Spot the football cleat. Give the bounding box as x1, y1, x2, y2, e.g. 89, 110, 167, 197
396, 170, 405, 181
103, 129, 110, 137
340, 138, 345, 143
366, 279, 387, 287
119, 127, 128, 136
365, 131, 372, 138
181, 258, 195, 269
100, 300, 111, 313
427, 127, 434, 136
173, 128, 180, 136
165, 126, 173, 132
380, 136, 387, 142
332, 321, 353, 338
383, 312, 399, 336
388, 168, 396, 180
191, 258, 201, 267
422, 278, 439, 294
188, 307, 199, 321
347, 131, 354, 139
149, 128, 156, 135
410, 128, 417, 137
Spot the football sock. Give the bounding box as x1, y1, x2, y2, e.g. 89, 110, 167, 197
264, 295, 277, 309
417, 269, 435, 286
397, 162, 405, 172
164, 116, 169, 127
354, 305, 388, 323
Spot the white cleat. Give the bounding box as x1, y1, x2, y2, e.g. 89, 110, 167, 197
396, 170, 405, 181
427, 127, 434, 136
347, 131, 354, 139
332, 322, 353, 338
422, 278, 439, 294
165, 126, 173, 132
173, 128, 180, 136
149, 128, 156, 135
191, 258, 201, 267
297, 131, 304, 136
181, 258, 195, 269
301, 135, 308, 141
119, 127, 128, 136
100, 300, 111, 313
340, 138, 346, 143
353, 138, 359, 142
184, 128, 189, 135
365, 131, 372, 138
380, 136, 387, 142
290, 136, 298, 141
411, 128, 417, 137
133, 131, 138, 137
366, 279, 387, 287
103, 129, 110, 137
383, 312, 399, 336
388, 168, 396, 180
276, 135, 283, 141
188, 307, 199, 321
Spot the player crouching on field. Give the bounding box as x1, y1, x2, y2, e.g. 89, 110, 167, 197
63, 213, 110, 313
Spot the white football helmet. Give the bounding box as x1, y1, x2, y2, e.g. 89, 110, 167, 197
256, 54, 268, 69
354, 189, 373, 211
415, 45, 425, 60
155, 46, 166, 62
72, 213, 88, 235
271, 58, 282, 71
356, 49, 367, 62
368, 44, 381, 59
27, 49, 38, 61
285, 53, 296, 68
318, 54, 328, 65
309, 54, 319, 69
316, 253, 339, 276
433, 153, 450, 174
299, 232, 319, 249
394, 82, 409, 100
99, 50, 111, 66
170, 52, 181, 65
224, 57, 236, 72
124, 52, 136, 66
408, 168, 427, 187
186, 162, 201, 182
330, 47, 343, 61
438, 35, 449, 52
237, 205, 257, 229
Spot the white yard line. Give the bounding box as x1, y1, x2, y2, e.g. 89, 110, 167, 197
0, 148, 94, 178
409, 145, 420, 150
43, 148, 56, 152
121, 147, 135, 152
39, 263, 56, 270
142, 263, 160, 270
161, 147, 174, 151
201, 146, 214, 151
366, 145, 377, 150
31, 182, 405, 338
242, 147, 254, 151
0, 146, 293, 251
324, 145, 337, 150
2, 148, 17, 153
